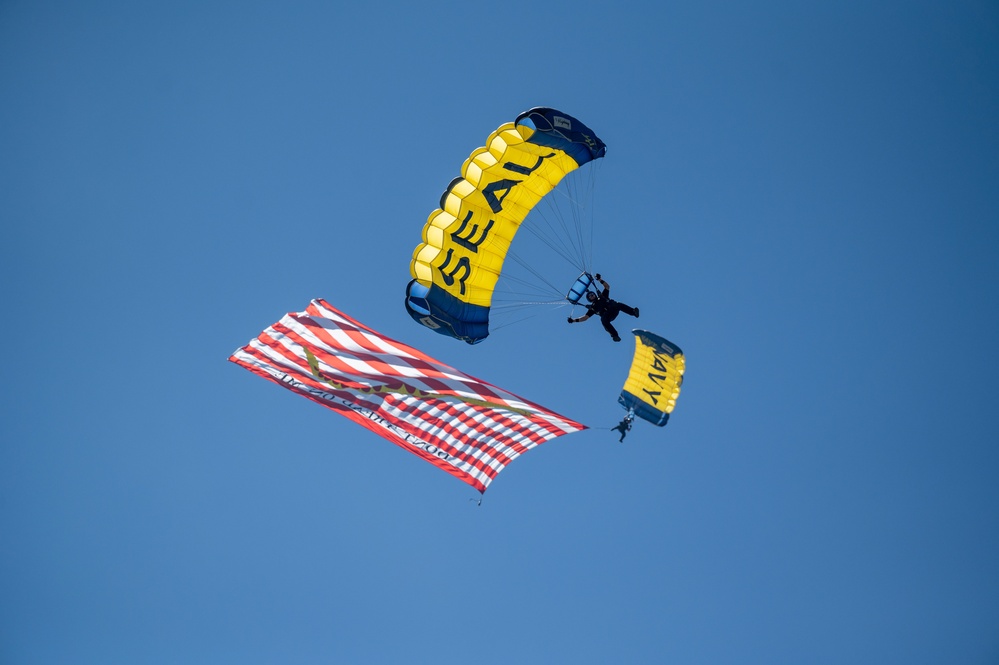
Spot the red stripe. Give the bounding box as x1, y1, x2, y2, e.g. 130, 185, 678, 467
388, 398, 517, 476
287, 315, 546, 419
236, 337, 512, 486
299, 305, 537, 407
308, 299, 584, 422
230, 300, 586, 492
230, 352, 488, 492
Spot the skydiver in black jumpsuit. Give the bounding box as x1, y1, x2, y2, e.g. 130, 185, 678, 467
566, 274, 639, 342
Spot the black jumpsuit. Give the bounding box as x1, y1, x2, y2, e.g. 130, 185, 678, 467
584, 291, 638, 341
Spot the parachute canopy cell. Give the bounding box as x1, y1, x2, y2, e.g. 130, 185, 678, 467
619, 330, 685, 427
405, 107, 607, 344
229, 299, 587, 493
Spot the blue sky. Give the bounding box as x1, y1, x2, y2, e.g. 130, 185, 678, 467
2, 1, 998, 663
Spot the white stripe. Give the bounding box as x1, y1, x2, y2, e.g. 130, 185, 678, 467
232, 300, 584, 491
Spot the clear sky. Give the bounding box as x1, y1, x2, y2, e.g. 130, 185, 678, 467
2, 1, 998, 663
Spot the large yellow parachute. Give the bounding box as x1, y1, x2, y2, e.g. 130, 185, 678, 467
405, 107, 606, 344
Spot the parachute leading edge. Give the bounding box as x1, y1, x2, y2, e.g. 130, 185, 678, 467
619, 330, 685, 427
406, 107, 607, 344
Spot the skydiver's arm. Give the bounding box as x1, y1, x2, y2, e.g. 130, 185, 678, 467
598, 278, 610, 295
568, 312, 593, 323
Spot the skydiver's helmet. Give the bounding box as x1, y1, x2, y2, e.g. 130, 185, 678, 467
585, 291, 597, 302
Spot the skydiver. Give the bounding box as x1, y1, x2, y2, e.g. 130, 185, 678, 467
566, 274, 639, 342
612, 412, 635, 442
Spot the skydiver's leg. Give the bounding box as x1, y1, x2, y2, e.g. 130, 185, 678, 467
618, 303, 639, 317
600, 315, 620, 341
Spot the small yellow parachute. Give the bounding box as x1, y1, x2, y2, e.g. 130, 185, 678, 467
617, 330, 685, 435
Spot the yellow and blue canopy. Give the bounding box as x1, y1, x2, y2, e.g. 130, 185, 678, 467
405, 107, 606, 344
619, 330, 685, 426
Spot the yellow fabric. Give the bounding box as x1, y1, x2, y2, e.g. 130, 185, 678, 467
623, 336, 686, 415
410, 122, 582, 307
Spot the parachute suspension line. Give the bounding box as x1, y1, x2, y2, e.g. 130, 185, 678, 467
495, 269, 564, 299
500, 263, 562, 295
489, 302, 570, 333
520, 203, 583, 271
493, 287, 562, 303
491, 298, 568, 308
497, 165, 602, 318
555, 158, 599, 274
532, 161, 601, 275
490, 249, 568, 326
584, 160, 601, 271
518, 168, 597, 274
558, 171, 591, 271
561, 168, 590, 274
506, 250, 569, 298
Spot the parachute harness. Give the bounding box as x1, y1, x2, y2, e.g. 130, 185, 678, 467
612, 409, 636, 442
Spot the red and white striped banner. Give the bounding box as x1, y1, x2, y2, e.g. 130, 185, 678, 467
229, 299, 586, 492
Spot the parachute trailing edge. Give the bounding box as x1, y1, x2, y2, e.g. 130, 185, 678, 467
405, 107, 607, 344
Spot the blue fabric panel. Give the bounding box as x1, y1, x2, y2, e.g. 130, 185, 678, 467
405, 280, 489, 344
632, 330, 684, 358
618, 390, 670, 427
516, 107, 607, 166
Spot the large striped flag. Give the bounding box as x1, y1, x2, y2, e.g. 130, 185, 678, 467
229, 299, 586, 492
